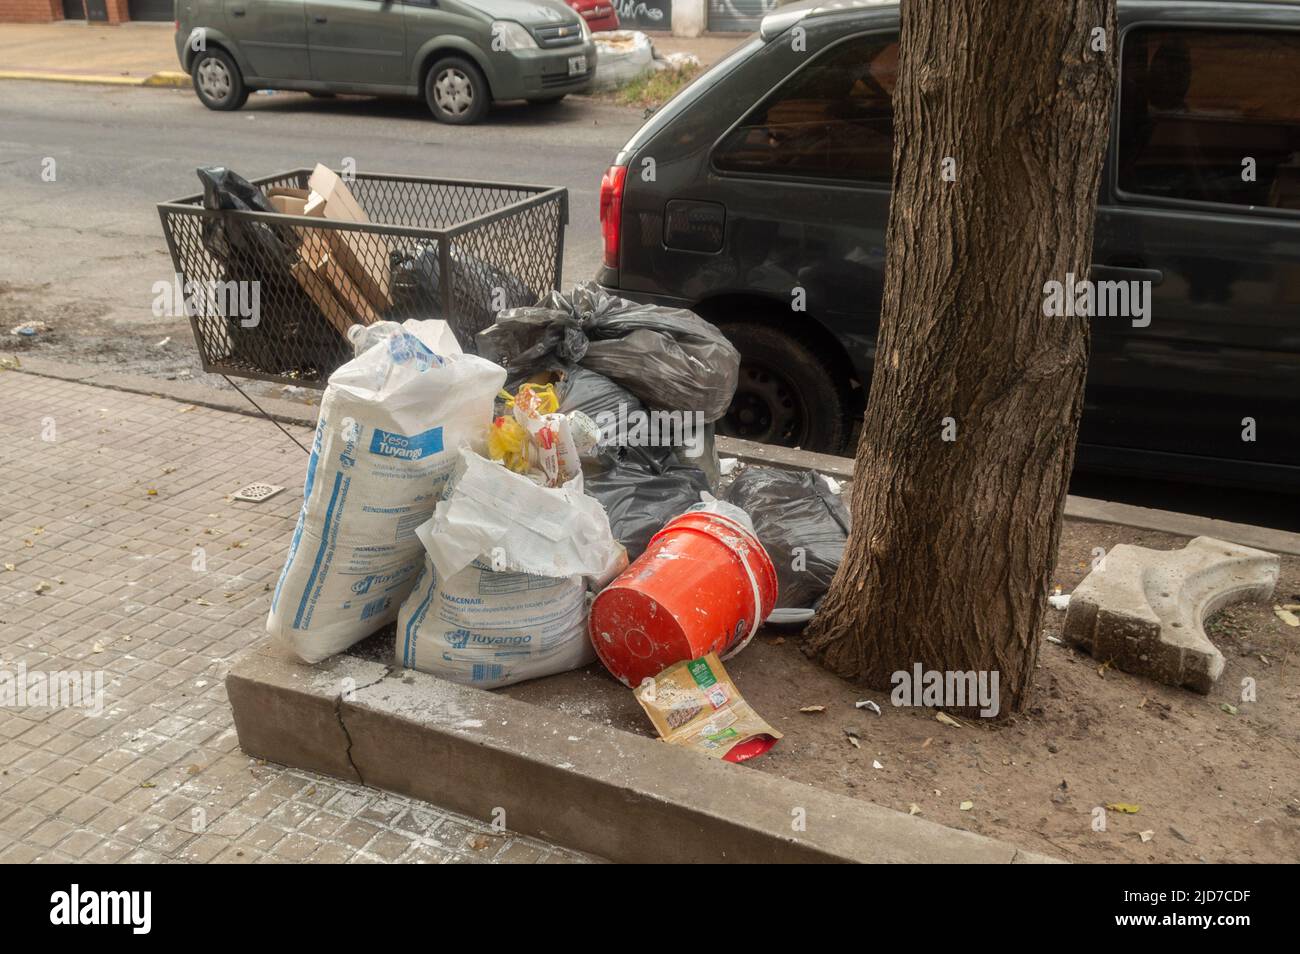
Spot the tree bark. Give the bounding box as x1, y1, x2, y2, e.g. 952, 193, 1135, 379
804, 0, 1117, 715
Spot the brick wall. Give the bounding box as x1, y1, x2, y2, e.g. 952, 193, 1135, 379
0, 0, 64, 23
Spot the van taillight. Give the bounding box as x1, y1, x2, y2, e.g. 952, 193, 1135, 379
599, 164, 627, 270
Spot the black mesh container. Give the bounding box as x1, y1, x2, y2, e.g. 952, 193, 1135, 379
157, 169, 567, 387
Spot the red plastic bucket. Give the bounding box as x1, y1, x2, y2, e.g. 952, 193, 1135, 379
589, 510, 778, 687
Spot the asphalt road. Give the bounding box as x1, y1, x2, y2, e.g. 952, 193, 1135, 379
0, 79, 641, 378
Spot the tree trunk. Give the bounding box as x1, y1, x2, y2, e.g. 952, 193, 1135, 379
804, 0, 1117, 715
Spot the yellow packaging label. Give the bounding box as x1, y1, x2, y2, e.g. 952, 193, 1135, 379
633, 653, 781, 763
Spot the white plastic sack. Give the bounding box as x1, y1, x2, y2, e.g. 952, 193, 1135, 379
419, 448, 627, 585
267, 331, 506, 663
396, 448, 627, 687
592, 30, 654, 91
397, 558, 592, 689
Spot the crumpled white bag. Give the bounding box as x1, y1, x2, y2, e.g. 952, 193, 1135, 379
396, 448, 627, 688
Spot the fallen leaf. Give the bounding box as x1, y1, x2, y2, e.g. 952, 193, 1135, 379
1273, 606, 1299, 627
1137, 697, 1148, 709
872, 760, 883, 770
847, 736, 861, 749
935, 712, 962, 728
33, 581, 51, 595
959, 800, 974, 811
467, 834, 490, 851
2, 563, 13, 572
908, 804, 922, 816
799, 705, 826, 714
91, 642, 104, 654
140, 781, 156, 789
1220, 703, 1239, 716
1106, 802, 1141, 814
1139, 830, 1154, 843
921, 737, 933, 748
856, 699, 882, 716
146, 488, 158, 496
768, 636, 785, 646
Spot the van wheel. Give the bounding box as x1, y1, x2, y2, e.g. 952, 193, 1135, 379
191, 48, 248, 111
425, 57, 489, 125
715, 323, 847, 453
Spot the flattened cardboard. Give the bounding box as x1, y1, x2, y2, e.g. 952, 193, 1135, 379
299, 232, 381, 327
307, 164, 392, 312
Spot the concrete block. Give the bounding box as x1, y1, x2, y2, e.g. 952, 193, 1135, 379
1063, 536, 1279, 693
227, 639, 1058, 864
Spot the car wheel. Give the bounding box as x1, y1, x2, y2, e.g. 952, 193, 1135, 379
528, 95, 566, 106
191, 48, 248, 111
715, 322, 847, 453
425, 57, 489, 125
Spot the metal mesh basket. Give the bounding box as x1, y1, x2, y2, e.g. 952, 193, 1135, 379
157, 169, 567, 387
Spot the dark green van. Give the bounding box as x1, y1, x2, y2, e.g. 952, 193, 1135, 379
174, 0, 596, 124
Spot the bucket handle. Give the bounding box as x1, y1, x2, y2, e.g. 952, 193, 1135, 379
720, 530, 766, 662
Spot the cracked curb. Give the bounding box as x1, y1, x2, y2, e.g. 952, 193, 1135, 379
227, 638, 1060, 864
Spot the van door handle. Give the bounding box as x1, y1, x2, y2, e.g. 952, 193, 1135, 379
1090, 264, 1164, 286
231, 6, 245, 14
313, 15, 328, 22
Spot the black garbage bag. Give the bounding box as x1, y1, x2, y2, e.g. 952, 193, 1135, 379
724, 466, 851, 609
477, 281, 740, 423
195, 167, 346, 378
388, 243, 535, 348
584, 461, 711, 560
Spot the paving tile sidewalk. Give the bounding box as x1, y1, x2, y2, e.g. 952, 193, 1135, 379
0, 369, 593, 863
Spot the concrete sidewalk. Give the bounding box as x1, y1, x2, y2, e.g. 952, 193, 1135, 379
0, 21, 186, 86
0, 364, 593, 863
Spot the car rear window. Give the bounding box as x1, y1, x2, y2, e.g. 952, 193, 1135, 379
1117, 27, 1300, 210
713, 33, 897, 183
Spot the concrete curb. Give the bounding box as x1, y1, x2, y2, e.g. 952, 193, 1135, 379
0, 70, 188, 88
7, 353, 1297, 557
227, 638, 1059, 864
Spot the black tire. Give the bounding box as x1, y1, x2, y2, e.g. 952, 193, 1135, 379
190, 47, 248, 111
715, 322, 848, 453
528, 95, 566, 106
424, 56, 490, 125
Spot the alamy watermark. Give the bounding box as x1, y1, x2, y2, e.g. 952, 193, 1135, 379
152, 273, 261, 328
593, 402, 705, 459
891, 664, 1000, 718
1042, 272, 1151, 328
1, 664, 104, 717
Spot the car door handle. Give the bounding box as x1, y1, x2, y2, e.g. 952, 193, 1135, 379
313, 15, 328, 22
1090, 264, 1164, 286
230, 6, 245, 14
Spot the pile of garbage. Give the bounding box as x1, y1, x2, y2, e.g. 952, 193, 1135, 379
265, 284, 850, 762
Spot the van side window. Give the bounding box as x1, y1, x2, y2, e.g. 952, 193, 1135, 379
1118, 28, 1300, 210
713, 34, 897, 182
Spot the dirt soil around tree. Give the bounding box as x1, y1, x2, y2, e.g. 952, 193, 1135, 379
495, 519, 1300, 863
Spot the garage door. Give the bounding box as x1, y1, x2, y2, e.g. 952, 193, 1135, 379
128, 0, 173, 21
707, 0, 778, 33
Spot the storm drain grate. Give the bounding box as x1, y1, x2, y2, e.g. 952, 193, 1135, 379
232, 482, 285, 503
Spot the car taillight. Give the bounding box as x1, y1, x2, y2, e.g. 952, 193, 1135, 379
599, 164, 627, 270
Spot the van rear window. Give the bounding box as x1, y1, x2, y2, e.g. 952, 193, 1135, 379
714, 34, 897, 183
